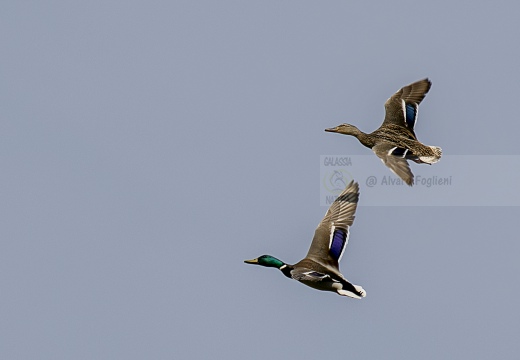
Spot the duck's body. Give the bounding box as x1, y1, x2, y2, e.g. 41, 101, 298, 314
244, 181, 366, 299
326, 78, 442, 186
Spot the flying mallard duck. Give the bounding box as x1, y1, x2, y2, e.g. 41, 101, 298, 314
244, 181, 366, 299
325, 78, 442, 186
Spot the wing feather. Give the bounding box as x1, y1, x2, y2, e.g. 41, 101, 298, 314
373, 143, 414, 186
305, 181, 359, 269
382, 78, 431, 131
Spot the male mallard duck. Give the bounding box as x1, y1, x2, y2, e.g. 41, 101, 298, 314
244, 181, 366, 299
325, 78, 442, 186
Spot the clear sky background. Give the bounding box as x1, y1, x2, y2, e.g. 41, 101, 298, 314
2, 1, 519, 359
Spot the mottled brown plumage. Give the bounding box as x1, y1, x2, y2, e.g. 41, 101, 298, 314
326, 78, 442, 186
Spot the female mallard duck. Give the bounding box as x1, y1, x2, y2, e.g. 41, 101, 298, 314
325, 78, 442, 186
244, 181, 366, 299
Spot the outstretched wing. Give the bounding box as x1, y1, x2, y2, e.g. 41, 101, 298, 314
381, 78, 431, 132
305, 181, 359, 270
372, 143, 414, 186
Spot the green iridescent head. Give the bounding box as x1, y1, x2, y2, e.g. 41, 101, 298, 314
244, 255, 284, 269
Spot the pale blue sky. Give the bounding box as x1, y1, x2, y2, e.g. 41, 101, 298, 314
1, 1, 519, 359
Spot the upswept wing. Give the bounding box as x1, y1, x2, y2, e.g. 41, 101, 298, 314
381, 78, 431, 132
305, 181, 359, 270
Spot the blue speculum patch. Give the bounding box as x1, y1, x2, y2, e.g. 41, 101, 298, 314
405, 104, 416, 128
308, 271, 324, 277
330, 229, 346, 260
391, 147, 407, 157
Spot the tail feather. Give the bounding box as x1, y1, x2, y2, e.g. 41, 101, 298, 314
337, 284, 366, 299
419, 146, 442, 164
